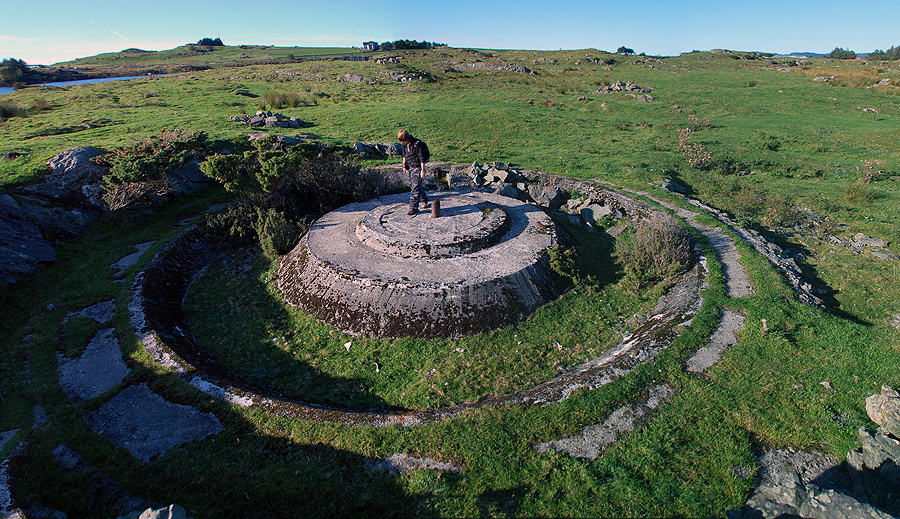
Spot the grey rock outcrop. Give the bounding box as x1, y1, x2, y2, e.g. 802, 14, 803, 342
353, 142, 403, 159
20, 146, 107, 207
867, 386, 900, 438
246, 133, 307, 149
527, 185, 564, 211
0, 194, 57, 283
595, 80, 654, 100
731, 385, 900, 518
231, 111, 304, 129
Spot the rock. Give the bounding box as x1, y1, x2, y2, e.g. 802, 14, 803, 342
0, 195, 57, 283
15, 197, 98, 242
352, 142, 402, 159
247, 133, 306, 149
116, 504, 191, 519
528, 185, 564, 211
495, 183, 527, 200
580, 204, 613, 225
851, 233, 888, 249
341, 73, 365, 83
169, 160, 214, 195
20, 147, 107, 207
866, 385, 900, 439
660, 178, 686, 193
86, 383, 224, 463
891, 314, 900, 329
878, 78, 891, 86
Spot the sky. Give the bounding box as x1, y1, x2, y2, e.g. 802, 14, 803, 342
2, 0, 897, 65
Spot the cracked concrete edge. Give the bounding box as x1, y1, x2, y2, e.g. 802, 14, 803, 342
686, 309, 747, 374
534, 384, 676, 459
369, 453, 461, 474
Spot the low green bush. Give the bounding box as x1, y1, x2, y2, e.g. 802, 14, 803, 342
94, 129, 207, 184
254, 207, 308, 259
258, 91, 314, 109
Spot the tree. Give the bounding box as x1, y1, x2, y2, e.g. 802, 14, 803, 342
617, 46, 635, 56
197, 37, 224, 47
827, 47, 857, 59
0, 58, 28, 84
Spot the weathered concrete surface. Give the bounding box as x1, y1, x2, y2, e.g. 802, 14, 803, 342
686, 309, 746, 373
535, 385, 675, 459
86, 383, 223, 463
369, 453, 460, 474
277, 191, 564, 338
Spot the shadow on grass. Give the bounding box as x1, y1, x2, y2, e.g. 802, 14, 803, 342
766, 232, 869, 326
139, 230, 396, 412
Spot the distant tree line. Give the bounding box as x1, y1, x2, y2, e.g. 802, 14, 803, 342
376, 39, 445, 52
869, 45, 900, 60
196, 38, 224, 47
827, 47, 857, 59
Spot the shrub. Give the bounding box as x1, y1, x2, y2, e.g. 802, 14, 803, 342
615, 215, 694, 290
0, 58, 27, 84
678, 128, 712, 169
93, 129, 207, 210
258, 91, 313, 109
254, 207, 309, 259
857, 159, 882, 184
94, 129, 207, 184
200, 203, 257, 246
31, 97, 51, 111
0, 101, 28, 120
548, 244, 577, 280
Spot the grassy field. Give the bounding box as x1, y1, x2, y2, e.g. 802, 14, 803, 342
2, 45, 900, 518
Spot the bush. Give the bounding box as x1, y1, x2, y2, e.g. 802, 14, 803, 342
679, 128, 712, 169
259, 91, 313, 109
94, 129, 207, 184
0, 101, 28, 120
615, 215, 694, 290
200, 203, 257, 246
197, 38, 224, 47
254, 207, 307, 259
548, 244, 577, 280
0, 58, 27, 84
31, 97, 51, 111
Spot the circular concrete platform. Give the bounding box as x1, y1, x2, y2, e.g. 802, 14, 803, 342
277, 191, 565, 338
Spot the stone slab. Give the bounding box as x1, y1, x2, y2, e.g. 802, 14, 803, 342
86, 383, 223, 463
58, 328, 130, 402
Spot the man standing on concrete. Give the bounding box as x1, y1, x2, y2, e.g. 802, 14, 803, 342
398, 129, 429, 215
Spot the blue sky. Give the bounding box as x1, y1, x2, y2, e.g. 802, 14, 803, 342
2, 0, 897, 65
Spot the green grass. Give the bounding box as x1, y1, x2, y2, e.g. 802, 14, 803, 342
184, 217, 647, 410
2, 45, 900, 517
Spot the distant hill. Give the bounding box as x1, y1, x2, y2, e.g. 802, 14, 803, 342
784, 51, 827, 58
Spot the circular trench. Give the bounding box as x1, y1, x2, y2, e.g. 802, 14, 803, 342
130, 177, 706, 426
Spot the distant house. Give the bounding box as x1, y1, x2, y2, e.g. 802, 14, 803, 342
363, 41, 379, 52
